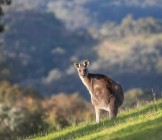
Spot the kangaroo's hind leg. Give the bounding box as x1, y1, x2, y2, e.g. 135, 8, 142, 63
108, 99, 118, 119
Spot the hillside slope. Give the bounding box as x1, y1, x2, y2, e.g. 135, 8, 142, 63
32, 99, 162, 140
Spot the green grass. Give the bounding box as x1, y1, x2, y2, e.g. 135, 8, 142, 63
31, 99, 162, 140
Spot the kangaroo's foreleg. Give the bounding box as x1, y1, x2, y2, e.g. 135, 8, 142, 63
95, 107, 100, 123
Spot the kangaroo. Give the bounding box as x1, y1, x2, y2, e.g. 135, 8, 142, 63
74, 60, 124, 123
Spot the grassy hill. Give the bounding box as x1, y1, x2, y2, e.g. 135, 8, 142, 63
30, 99, 162, 140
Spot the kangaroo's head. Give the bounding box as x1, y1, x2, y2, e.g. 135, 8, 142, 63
74, 60, 89, 78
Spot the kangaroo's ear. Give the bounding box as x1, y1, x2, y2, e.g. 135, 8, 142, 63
74, 62, 80, 68
83, 60, 89, 67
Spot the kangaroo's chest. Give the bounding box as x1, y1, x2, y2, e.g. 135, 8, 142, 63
81, 76, 112, 102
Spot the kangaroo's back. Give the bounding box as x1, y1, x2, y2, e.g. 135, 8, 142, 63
90, 73, 124, 107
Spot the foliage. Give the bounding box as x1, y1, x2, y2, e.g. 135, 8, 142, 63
92, 15, 162, 40
42, 93, 94, 130
0, 104, 48, 140
0, 81, 47, 139
123, 88, 154, 106
0, 81, 94, 139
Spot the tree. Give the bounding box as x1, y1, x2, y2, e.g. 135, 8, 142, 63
0, 0, 12, 80
0, 6, 4, 32
0, 0, 12, 32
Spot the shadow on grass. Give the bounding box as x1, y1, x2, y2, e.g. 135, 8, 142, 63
50, 101, 162, 140
93, 114, 162, 140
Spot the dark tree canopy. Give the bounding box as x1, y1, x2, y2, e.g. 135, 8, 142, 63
0, 0, 12, 32
0, 0, 11, 5
0, 6, 4, 32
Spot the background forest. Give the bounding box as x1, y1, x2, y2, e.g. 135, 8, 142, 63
0, 0, 162, 139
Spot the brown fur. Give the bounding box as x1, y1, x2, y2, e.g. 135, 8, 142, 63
74, 60, 124, 123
